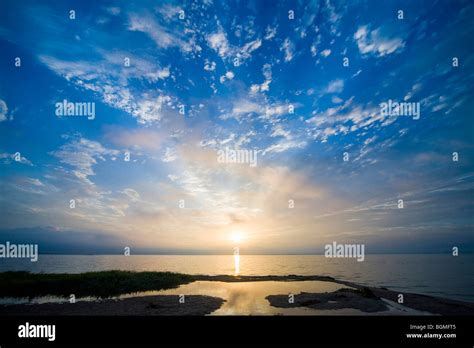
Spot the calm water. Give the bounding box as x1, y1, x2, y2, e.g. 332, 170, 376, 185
1, 254, 473, 302
0, 280, 434, 315
120, 281, 432, 315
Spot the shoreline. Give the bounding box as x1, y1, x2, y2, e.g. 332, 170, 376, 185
0, 295, 224, 316
1, 271, 473, 315
194, 274, 474, 315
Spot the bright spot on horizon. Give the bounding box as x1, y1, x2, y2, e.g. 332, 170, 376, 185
230, 232, 245, 244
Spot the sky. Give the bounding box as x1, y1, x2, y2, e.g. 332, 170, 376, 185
0, 0, 473, 254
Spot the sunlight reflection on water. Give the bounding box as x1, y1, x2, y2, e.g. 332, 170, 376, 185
234, 254, 240, 275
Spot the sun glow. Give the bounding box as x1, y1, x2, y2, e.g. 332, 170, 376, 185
230, 232, 245, 244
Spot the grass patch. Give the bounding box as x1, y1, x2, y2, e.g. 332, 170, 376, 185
0, 271, 193, 298
338, 287, 377, 298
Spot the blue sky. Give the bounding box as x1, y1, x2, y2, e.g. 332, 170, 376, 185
0, 0, 473, 254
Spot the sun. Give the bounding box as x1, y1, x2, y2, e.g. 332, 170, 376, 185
230, 232, 245, 244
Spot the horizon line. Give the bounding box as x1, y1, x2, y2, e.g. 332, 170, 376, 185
31, 252, 474, 256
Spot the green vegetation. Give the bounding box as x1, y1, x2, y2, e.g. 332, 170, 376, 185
0, 271, 193, 298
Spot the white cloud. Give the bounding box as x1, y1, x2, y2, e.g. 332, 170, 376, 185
162, 147, 178, 162
264, 26, 277, 40
281, 38, 295, 62
122, 188, 140, 202
263, 123, 307, 155
39, 51, 170, 89
131, 95, 172, 124
0, 99, 8, 122
97, 51, 172, 83
270, 124, 291, 139
204, 60, 216, 71
320, 49, 332, 57
235, 130, 255, 147
219, 71, 235, 84
259, 81, 270, 92
220, 99, 262, 121
50, 137, 119, 185
150, 66, 170, 80
157, 4, 183, 20
306, 98, 397, 142
404, 83, 422, 101
232, 100, 262, 114
207, 30, 230, 58
207, 27, 262, 64
241, 38, 262, 55
106, 7, 121, 15
326, 79, 344, 93
168, 174, 179, 182
261, 64, 272, 87
250, 84, 260, 93
217, 133, 234, 145
0, 152, 33, 166
210, 82, 217, 94
352, 69, 362, 78
26, 178, 44, 187
263, 103, 288, 118
174, 170, 211, 195
354, 25, 405, 57
332, 96, 343, 104
250, 64, 272, 93
39, 55, 174, 124
128, 14, 195, 53
263, 139, 307, 155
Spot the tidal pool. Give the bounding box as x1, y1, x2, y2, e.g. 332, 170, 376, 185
120, 280, 432, 315
0, 280, 433, 315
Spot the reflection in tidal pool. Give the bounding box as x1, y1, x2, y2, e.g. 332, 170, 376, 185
148, 280, 354, 315
146, 281, 432, 315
